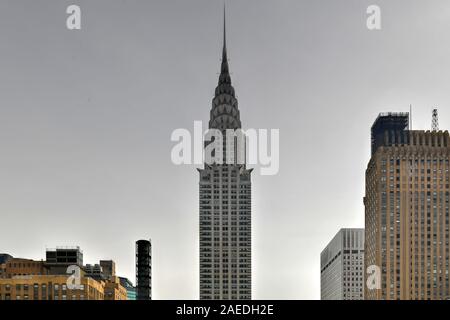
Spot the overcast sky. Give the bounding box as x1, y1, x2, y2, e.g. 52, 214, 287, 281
1, 0, 450, 299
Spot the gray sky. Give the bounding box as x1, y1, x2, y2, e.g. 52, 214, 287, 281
1, 0, 450, 299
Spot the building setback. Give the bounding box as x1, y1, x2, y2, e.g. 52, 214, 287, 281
365, 112, 450, 300
198, 9, 252, 300
321, 228, 365, 300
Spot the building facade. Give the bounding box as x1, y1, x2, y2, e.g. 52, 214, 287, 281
365, 112, 450, 300
45, 247, 83, 275
198, 11, 252, 300
0, 254, 12, 265
321, 228, 365, 300
84, 260, 116, 281
0, 275, 105, 300
84, 264, 103, 280
136, 239, 151, 300
119, 277, 136, 300
1, 258, 48, 278
100, 260, 115, 280
104, 276, 128, 300
0, 254, 12, 279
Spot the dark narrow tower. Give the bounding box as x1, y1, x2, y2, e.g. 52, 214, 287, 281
198, 7, 252, 300
432, 108, 439, 131
135, 239, 152, 300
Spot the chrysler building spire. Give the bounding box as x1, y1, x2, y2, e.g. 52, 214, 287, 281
223, 4, 227, 61
217, 5, 232, 92
211, 5, 241, 130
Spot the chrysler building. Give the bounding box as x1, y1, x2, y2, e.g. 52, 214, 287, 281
198, 8, 252, 300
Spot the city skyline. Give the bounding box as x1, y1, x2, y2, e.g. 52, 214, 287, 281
1, 0, 450, 300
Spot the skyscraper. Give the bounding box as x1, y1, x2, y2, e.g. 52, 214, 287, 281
365, 112, 450, 300
321, 228, 365, 300
198, 9, 252, 300
135, 239, 152, 300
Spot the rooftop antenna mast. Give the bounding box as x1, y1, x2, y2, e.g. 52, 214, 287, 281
432, 108, 439, 131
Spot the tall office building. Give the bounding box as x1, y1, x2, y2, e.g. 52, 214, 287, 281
135, 239, 151, 300
321, 228, 365, 300
198, 9, 252, 300
365, 112, 450, 300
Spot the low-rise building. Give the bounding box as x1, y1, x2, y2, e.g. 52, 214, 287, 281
104, 276, 127, 300
119, 277, 136, 300
3, 258, 48, 278
0, 254, 13, 279
0, 275, 104, 300
0, 248, 127, 300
